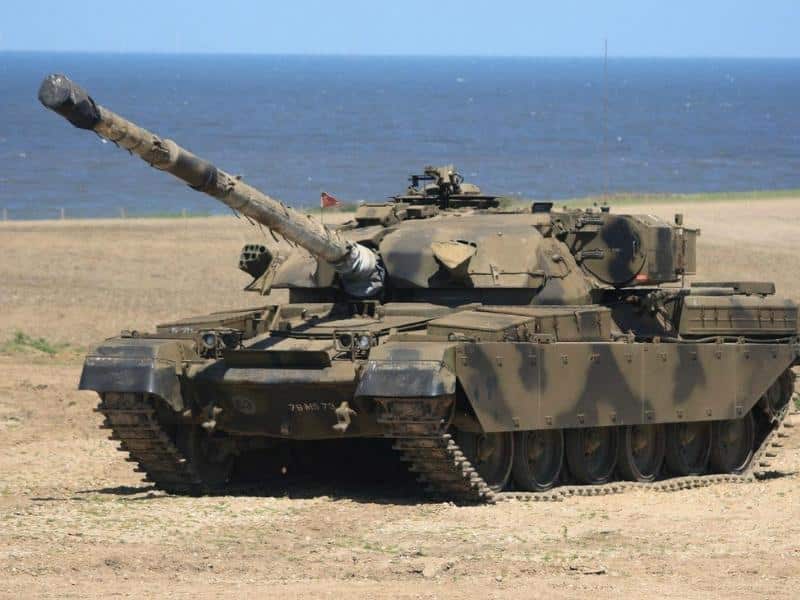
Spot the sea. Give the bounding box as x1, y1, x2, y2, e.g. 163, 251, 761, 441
2, 53, 800, 219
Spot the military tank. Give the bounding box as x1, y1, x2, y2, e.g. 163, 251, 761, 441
39, 74, 798, 503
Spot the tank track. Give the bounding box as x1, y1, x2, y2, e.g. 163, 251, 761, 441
96, 392, 207, 493
499, 402, 797, 503
376, 398, 498, 504
380, 370, 798, 505
497, 407, 794, 502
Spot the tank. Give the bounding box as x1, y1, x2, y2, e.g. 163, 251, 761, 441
40, 74, 799, 503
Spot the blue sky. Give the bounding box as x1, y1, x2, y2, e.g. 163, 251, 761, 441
2, 1, 798, 57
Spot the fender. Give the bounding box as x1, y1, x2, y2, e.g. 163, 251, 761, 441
79, 337, 195, 411
355, 341, 456, 398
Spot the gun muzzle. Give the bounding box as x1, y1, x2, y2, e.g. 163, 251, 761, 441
38, 74, 101, 130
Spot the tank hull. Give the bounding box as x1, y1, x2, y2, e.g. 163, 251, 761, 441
81, 335, 798, 438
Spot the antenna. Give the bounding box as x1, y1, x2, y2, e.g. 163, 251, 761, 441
603, 38, 609, 203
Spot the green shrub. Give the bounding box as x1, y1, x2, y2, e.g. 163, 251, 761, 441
2, 331, 67, 355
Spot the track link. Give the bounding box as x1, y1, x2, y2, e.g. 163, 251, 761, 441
97, 392, 206, 493
751, 369, 797, 480
377, 397, 496, 504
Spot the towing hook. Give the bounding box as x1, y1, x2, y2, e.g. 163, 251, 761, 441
333, 401, 357, 433
201, 406, 223, 433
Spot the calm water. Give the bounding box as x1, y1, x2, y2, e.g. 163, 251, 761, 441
2, 53, 800, 219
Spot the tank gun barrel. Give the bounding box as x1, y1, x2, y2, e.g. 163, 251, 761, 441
37, 73, 383, 296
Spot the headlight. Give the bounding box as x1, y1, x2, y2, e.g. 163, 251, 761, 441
356, 334, 372, 351
221, 332, 241, 349
201, 332, 218, 350
334, 331, 374, 355
337, 333, 353, 349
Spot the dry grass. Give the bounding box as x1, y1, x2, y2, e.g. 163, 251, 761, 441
1, 197, 799, 598
0, 216, 269, 349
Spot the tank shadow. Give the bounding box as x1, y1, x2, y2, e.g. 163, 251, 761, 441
754, 469, 796, 481
77, 485, 159, 496
77, 466, 798, 504
79, 481, 432, 506
79, 439, 443, 505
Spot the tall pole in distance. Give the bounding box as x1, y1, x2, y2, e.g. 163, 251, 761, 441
603, 38, 609, 203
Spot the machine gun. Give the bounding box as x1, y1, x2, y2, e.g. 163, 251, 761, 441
396, 165, 499, 209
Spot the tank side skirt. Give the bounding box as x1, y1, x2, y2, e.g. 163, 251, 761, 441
456, 340, 797, 432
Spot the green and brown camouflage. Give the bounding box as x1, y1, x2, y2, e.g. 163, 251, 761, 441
39, 73, 800, 502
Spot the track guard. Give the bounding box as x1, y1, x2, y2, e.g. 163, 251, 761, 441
356, 342, 456, 398
79, 337, 192, 411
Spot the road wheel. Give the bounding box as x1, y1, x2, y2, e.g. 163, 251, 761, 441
617, 424, 665, 482
665, 422, 711, 476
454, 430, 514, 492
565, 426, 618, 484
710, 412, 755, 474
512, 429, 564, 491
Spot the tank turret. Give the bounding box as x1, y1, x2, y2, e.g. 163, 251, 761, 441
37, 73, 383, 298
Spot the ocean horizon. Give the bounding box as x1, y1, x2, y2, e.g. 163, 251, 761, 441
3, 52, 800, 219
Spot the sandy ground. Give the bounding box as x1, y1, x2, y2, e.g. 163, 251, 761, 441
1, 198, 799, 598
